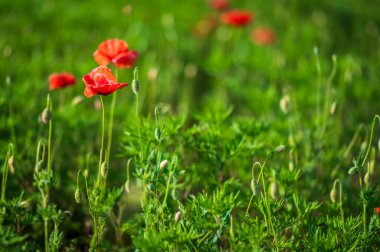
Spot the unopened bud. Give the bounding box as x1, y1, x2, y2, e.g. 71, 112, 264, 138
330, 187, 337, 203
83, 169, 89, 178
269, 181, 278, 199
288, 161, 294, 172
154, 128, 161, 142
132, 79, 140, 94
35, 160, 44, 173
75, 189, 81, 204
100, 162, 108, 177
8, 156, 15, 174
250, 179, 257, 196
125, 180, 130, 193
364, 171, 370, 185
160, 160, 168, 170
41, 108, 51, 124
280, 95, 290, 114
19, 200, 29, 208
275, 145, 285, 153
174, 211, 182, 222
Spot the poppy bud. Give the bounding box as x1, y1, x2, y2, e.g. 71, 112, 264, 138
83, 169, 89, 178
100, 162, 108, 177
348, 167, 356, 175
250, 179, 257, 196
132, 79, 140, 94
75, 189, 81, 204
269, 181, 278, 199
330, 180, 339, 204
35, 160, 44, 173
41, 108, 52, 124
125, 180, 130, 193
275, 145, 285, 153
280, 95, 290, 114
364, 171, 370, 185
175, 211, 182, 222
288, 161, 294, 172
330, 186, 337, 204
160, 160, 168, 170
8, 156, 15, 174
18, 200, 29, 208
155, 128, 161, 142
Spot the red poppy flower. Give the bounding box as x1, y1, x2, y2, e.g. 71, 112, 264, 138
376, 207, 380, 214
251, 27, 276, 45
220, 10, 253, 27
49, 72, 76, 90
210, 0, 229, 11
93, 39, 138, 68
82, 66, 128, 98
112, 50, 139, 68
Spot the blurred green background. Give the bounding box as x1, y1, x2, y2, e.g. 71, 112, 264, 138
0, 0, 380, 249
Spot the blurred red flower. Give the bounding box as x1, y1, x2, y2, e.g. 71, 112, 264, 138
49, 72, 76, 90
251, 27, 276, 45
220, 10, 253, 27
210, 0, 229, 11
93, 39, 138, 69
376, 207, 380, 214
82, 66, 127, 98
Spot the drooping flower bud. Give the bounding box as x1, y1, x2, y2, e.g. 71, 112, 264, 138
330, 180, 339, 204
250, 179, 257, 196
75, 189, 81, 204
280, 94, 290, 114
175, 211, 182, 222
155, 128, 161, 142
364, 171, 370, 185
269, 181, 278, 199
160, 160, 168, 170
132, 79, 140, 94
8, 156, 15, 174
275, 145, 285, 153
41, 108, 52, 124
100, 162, 109, 177
35, 160, 44, 173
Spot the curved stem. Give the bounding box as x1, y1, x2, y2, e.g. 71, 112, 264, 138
361, 115, 380, 167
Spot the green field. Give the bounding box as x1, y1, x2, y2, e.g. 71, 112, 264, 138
1, 0, 380, 251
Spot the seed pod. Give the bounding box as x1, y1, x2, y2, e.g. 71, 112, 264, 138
75, 189, 81, 204
154, 128, 161, 142
275, 145, 285, 153
160, 160, 168, 170
100, 162, 108, 177
174, 211, 182, 223
8, 156, 15, 174
132, 79, 140, 94
269, 181, 278, 199
41, 108, 52, 124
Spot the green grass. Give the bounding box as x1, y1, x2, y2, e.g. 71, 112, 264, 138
1, 0, 380, 251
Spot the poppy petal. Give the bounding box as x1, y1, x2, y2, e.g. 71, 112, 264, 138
93, 49, 111, 66
89, 66, 117, 83
98, 39, 129, 58
112, 51, 139, 69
